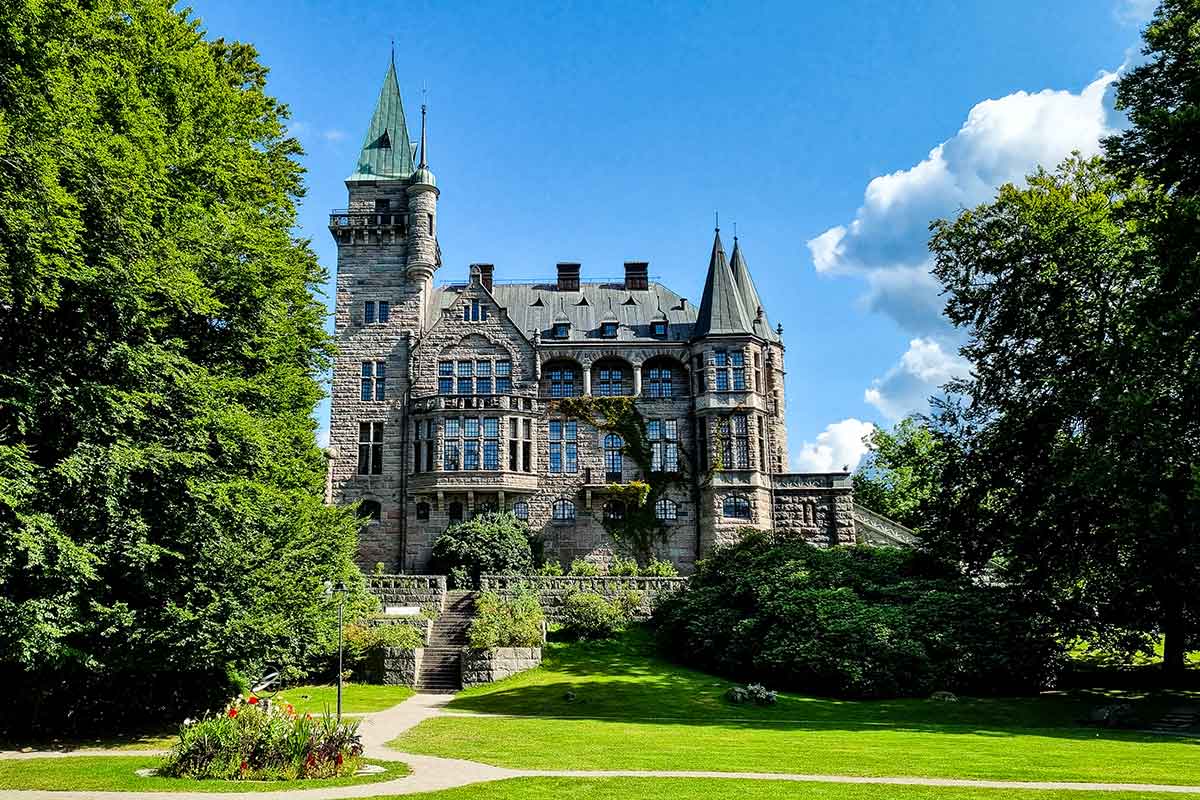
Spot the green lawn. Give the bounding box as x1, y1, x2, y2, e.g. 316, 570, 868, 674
363, 777, 1189, 800
269, 682, 414, 715
0, 756, 406, 792
390, 629, 1200, 786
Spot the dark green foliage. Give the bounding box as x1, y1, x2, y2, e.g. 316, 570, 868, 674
852, 417, 944, 531
561, 592, 637, 641
654, 533, 1063, 697
429, 513, 536, 588
158, 700, 363, 780
0, 1, 370, 734
468, 589, 545, 649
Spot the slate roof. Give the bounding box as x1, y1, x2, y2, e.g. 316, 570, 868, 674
693, 230, 753, 337
348, 60, 415, 181
729, 238, 780, 342
429, 282, 697, 342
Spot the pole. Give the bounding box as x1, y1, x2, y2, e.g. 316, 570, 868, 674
336, 590, 344, 722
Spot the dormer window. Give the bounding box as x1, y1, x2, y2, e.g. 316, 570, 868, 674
600, 321, 618, 338
553, 322, 570, 339
651, 320, 667, 338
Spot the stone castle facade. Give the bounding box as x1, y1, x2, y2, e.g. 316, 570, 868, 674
326, 61, 861, 573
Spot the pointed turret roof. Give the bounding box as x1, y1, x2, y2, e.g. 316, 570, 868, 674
693, 229, 752, 338
348, 59, 415, 181
729, 237, 779, 342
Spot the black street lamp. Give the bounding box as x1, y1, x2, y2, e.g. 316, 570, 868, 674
327, 580, 348, 721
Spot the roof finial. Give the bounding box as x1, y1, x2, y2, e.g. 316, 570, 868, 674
418, 92, 428, 169
390, 37, 395, 66
714, 210, 720, 232
733, 221, 737, 241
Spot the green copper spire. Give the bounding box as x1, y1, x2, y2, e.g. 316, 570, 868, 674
348, 59, 415, 181
693, 228, 752, 338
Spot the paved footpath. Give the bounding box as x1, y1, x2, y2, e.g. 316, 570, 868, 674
4, 693, 1200, 798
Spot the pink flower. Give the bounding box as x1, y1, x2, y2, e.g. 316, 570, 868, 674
336, 753, 343, 766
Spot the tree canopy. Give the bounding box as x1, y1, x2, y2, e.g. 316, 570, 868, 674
0, 0, 370, 734
852, 417, 944, 532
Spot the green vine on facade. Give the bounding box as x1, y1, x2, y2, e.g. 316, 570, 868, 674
555, 396, 688, 563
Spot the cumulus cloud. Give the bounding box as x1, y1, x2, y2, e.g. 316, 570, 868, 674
794, 418, 877, 473
864, 338, 971, 421
808, 70, 1121, 419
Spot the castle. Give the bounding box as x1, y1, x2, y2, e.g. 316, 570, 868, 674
327, 61, 901, 573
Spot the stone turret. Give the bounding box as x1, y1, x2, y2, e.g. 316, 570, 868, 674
407, 102, 440, 287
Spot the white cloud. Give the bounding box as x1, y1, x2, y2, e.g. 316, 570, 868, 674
322, 129, 348, 142
794, 418, 876, 473
316, 428, 330, 448
1116, 0, 1157, 25
806, 70, 1121, 421
864, 338, 971, 421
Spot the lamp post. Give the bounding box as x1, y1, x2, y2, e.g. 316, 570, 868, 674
327, 580, 348, 722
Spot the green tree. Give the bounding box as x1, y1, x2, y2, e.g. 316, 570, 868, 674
852, 417, 944, 531
0, 1, 370, 734
927, 156, 1200, 675
430, 513, 537, 588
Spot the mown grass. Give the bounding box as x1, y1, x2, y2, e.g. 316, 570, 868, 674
266, 682, 415, 715
363, 777, 1189, 800
0, 756, 406, 792
390, 628, 1200, 785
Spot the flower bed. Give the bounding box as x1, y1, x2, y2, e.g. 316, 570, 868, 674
157, 696, 363, 781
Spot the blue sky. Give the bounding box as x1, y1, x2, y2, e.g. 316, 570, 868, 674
191, 0, 1151, 470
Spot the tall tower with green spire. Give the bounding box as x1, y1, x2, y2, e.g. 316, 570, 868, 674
326, 57, 441, 570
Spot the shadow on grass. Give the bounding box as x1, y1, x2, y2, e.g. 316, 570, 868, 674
445, 627, 1200, 746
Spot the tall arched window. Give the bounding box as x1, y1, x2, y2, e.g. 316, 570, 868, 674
655, 497, 678, 521
603, 500, 625, 522
723, 495, 751, 520
604, 434, 623, 481
552, 498, 576, 522
512, 500, 529, 520
357, 500, 382, 522
448, 501, 464, 523
415, 501, 430, 521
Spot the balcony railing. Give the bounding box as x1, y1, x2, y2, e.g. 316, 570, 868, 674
412, 394, 540, 413
328, 209, 408, 231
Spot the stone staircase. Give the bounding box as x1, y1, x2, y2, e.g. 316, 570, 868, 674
416, 590, 476, 693
1149, 706, 1200, 735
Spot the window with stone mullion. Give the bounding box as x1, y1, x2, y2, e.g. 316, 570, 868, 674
463, 417, 481, 470
646, 366, 673, 398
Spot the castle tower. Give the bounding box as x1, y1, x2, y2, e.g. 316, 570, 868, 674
327, 58, 439, 570
691, 229, 780, 552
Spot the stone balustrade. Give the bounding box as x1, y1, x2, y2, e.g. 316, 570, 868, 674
366, 574, 447, 615
479, 574, 688, 621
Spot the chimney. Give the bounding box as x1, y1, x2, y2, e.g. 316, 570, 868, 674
556, 262, 580, 291
679, 297, 688, 310
623, 261, 649, 291
471, 263, 494, 292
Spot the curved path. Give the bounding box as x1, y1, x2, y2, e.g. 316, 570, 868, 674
4, 693, 1200, 798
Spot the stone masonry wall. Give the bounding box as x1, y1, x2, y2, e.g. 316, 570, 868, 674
365, 574, 447, 616
771, 474, 855, 547
480, 574, 688, 622
461, 647, 542, 687
372, 647, 422, 687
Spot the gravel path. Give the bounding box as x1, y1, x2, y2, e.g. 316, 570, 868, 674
4, 693, 1200, 797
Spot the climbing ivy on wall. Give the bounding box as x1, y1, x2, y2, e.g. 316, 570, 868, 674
556, 396, 697, 563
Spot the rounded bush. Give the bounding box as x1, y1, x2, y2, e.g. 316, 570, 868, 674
429, 512, 536, 588
562, 592, 625, 640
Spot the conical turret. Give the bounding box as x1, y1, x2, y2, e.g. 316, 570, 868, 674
693, 229, 752, 338
729, 237, 779, 342
348, 59, 415, 181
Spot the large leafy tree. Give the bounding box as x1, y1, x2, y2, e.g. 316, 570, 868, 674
852, 417, 945, 532
0, 1, 370, 733
926, 156, 1199, 673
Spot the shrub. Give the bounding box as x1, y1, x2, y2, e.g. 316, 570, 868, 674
536, 561, 564, 576
610, 555, 639, 576
562, 592, 629, 640
342, 623, 422, 679
430, 513, 536, 587
158, 698, 362, 780
468, 589, 545, 649
726, 683, 778, 706
568, 558, 602, 576
641, 557, 679, 577
653, 533, 1064, 698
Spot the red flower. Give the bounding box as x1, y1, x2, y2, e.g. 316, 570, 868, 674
247, 696, 259, 705
286, 704, 294, 715
227, 707, 238, 718
240, 761, 248, 772
336, 753, 343, 766
305, 713, 313, 720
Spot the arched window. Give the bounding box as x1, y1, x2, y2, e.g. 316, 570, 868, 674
552, 498, 576, 522
357, 500, 382, 522
603, 500, 625, 522
655, 498, 677, 521
512, 500, 529, 520
415, 501, 430, 521
448, 501, 464, 523
604, 433, 623, 481
723, 495, 751, 520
